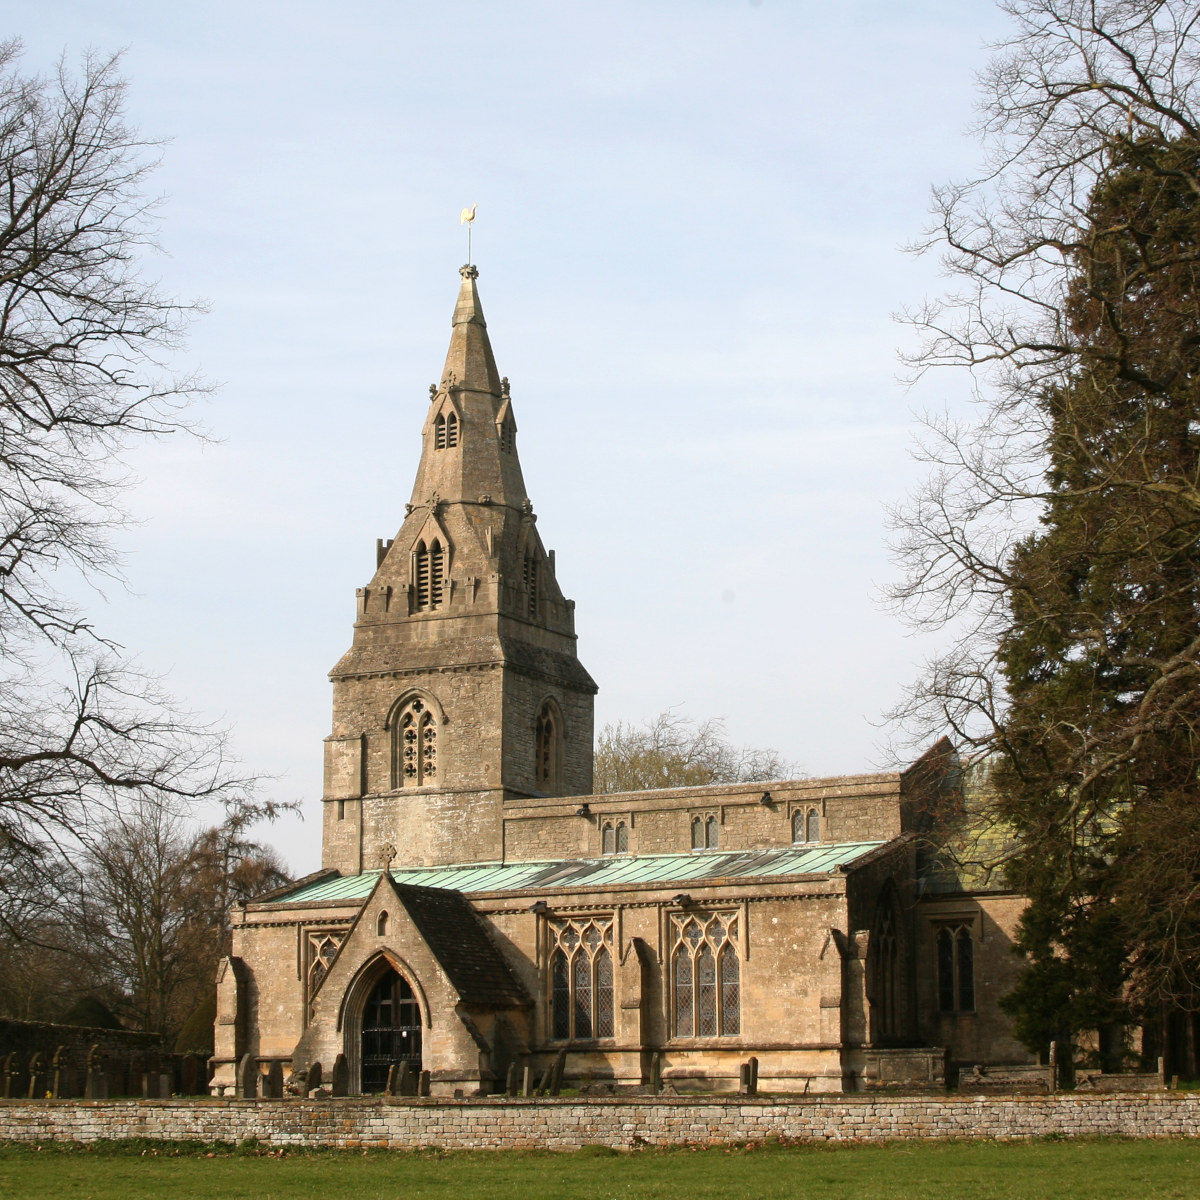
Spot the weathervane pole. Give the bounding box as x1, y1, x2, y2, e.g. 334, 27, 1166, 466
460, 203, 477, 264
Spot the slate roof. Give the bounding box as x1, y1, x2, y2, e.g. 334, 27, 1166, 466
272, 841, 888, 905
391, 883, 527, 1008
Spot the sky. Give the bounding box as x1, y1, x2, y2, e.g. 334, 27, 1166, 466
13, 1, 1012, 874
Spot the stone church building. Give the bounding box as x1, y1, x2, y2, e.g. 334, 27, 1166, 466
209, 267, 1033, 1097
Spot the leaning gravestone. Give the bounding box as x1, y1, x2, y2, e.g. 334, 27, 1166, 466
236, 1053, 257, 1099
330, 1053, 349, 1097
264, 1059, 284, 1099
307, 1061, 322, 1091
385, 1064, 399, 1096
418, 1070, 431, 1097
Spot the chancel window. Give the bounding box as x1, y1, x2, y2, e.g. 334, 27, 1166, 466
602, 821, 629, 855
434, 410, 458, 449
936, 924, 975, 1013
549, 918, 614, 1041
393, 696, 437, 787
413, 539, 445, 610
691, 814, 719, 850
671, 912, 740, 1038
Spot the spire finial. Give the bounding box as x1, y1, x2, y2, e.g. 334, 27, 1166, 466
460, 264, 478, 280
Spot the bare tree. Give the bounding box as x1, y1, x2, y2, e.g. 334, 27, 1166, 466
889, 1, 1200, 1067
594, 708, 801, 794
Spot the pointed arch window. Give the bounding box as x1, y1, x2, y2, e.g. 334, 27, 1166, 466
936, 924, 975, 1012
671, 913, 740, 1039
691, 814, 719, 850
413, 539, 446, 610
535, 701, 561, 791
392, 696, 438, 787
522, 552, 539, 619
602, 820, 629, 856
873, 895, 899, 1039
793, 808, 821, 844
434, 410, 458, 449
549, 918, 615, 1041
807, 808, 820, 843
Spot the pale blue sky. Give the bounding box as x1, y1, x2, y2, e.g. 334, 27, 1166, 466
13, 1, 1009, 871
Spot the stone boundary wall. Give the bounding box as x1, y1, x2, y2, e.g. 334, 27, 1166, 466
0, 1094, 1196, 1149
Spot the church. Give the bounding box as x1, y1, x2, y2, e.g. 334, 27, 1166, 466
208, 266, 1033, 1097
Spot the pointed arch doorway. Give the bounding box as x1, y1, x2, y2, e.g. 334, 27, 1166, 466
360, 967, 423, 1092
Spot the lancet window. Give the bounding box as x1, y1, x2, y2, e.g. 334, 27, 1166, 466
671, 912, 740, 1038
434, 410, 458, 449
793, 808, 821, 844
535, 701, 560, 791
602, 821, 629, 855
691, 814, 719, 850
549, 918, 614, 1041
392, 696, 437, 787
936, 924, 975, 1012
522, 552, 539, 619
873, 898, 899, 1038
413, 539, 445, 610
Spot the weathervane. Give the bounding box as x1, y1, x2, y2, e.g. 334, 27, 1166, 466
460, 203, 477, 263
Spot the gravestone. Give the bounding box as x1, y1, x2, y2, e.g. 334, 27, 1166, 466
129, 1051, 145, 1099
27, 1051, 46, 1100
536, 1062, 553, 1096
506, 1061, 519, 1097
330, 1053, 349, 1097
264, 1059, 284, 1099
307, 1061, 322, 1091
649, 1051, 662, 1094
398, 1060, 417, 1097
236, 1053, 257, 1099
521, 1065, 532, 1097
549, 1048, 567, 1097
417, 1070, 431, 1097
385, 1063, 399, 1096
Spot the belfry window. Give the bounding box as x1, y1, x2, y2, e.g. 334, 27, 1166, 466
413, 539, 446, 610
549, 918, 615, 1041
434, 410, 458, 449
671, 912, 740, 1038
602, 821, 629, 855
522, 552, 539, 619
393, 696, 437, 787
535, 701, 560, 791
936, 924, 975, 1013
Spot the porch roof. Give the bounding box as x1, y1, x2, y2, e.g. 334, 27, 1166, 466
272, 840, 889, 904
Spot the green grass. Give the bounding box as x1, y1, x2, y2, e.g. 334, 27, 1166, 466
0, 1138, 1197, 1200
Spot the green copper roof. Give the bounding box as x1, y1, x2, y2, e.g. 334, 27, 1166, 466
272, 841, 888, 905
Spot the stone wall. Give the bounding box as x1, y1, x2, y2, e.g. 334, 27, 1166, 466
0, 1093, 1194, 1149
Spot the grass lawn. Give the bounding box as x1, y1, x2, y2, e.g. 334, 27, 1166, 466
0, 1138, 1196, 1200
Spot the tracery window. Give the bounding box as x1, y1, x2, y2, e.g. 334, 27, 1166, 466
434, 410, 458, 449
691, 814, 719, 850
413, 539, 445, 610
936, 924, 975, 1012
306, 930, 344, 1011
393, 696, 437, 787
535, 701, 559, 790
792, 808, 821, 843
549, 918, 614, 1040
602, 820, 629, 855
671, 912, 740, 1038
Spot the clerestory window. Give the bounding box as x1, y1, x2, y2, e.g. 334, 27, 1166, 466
602, 821, 629, 855
671, 912, 740, 1038
691, 814, 719, 850
549, 918, 615, 1041
793, 808, 821, 844
936, 924, 975, 1013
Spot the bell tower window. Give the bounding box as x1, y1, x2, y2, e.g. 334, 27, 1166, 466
413, 540, 446, 610
392, 696, 438, 787
522, 552, 539, 619
434, 410, 458, 449
535, 700, 561, 792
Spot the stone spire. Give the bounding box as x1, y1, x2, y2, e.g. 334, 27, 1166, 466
440, 264, 503, 396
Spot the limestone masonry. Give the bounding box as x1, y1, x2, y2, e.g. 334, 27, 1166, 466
208, 265, 1038, 1099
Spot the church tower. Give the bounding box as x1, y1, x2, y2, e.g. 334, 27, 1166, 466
321, 266, 596, 872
